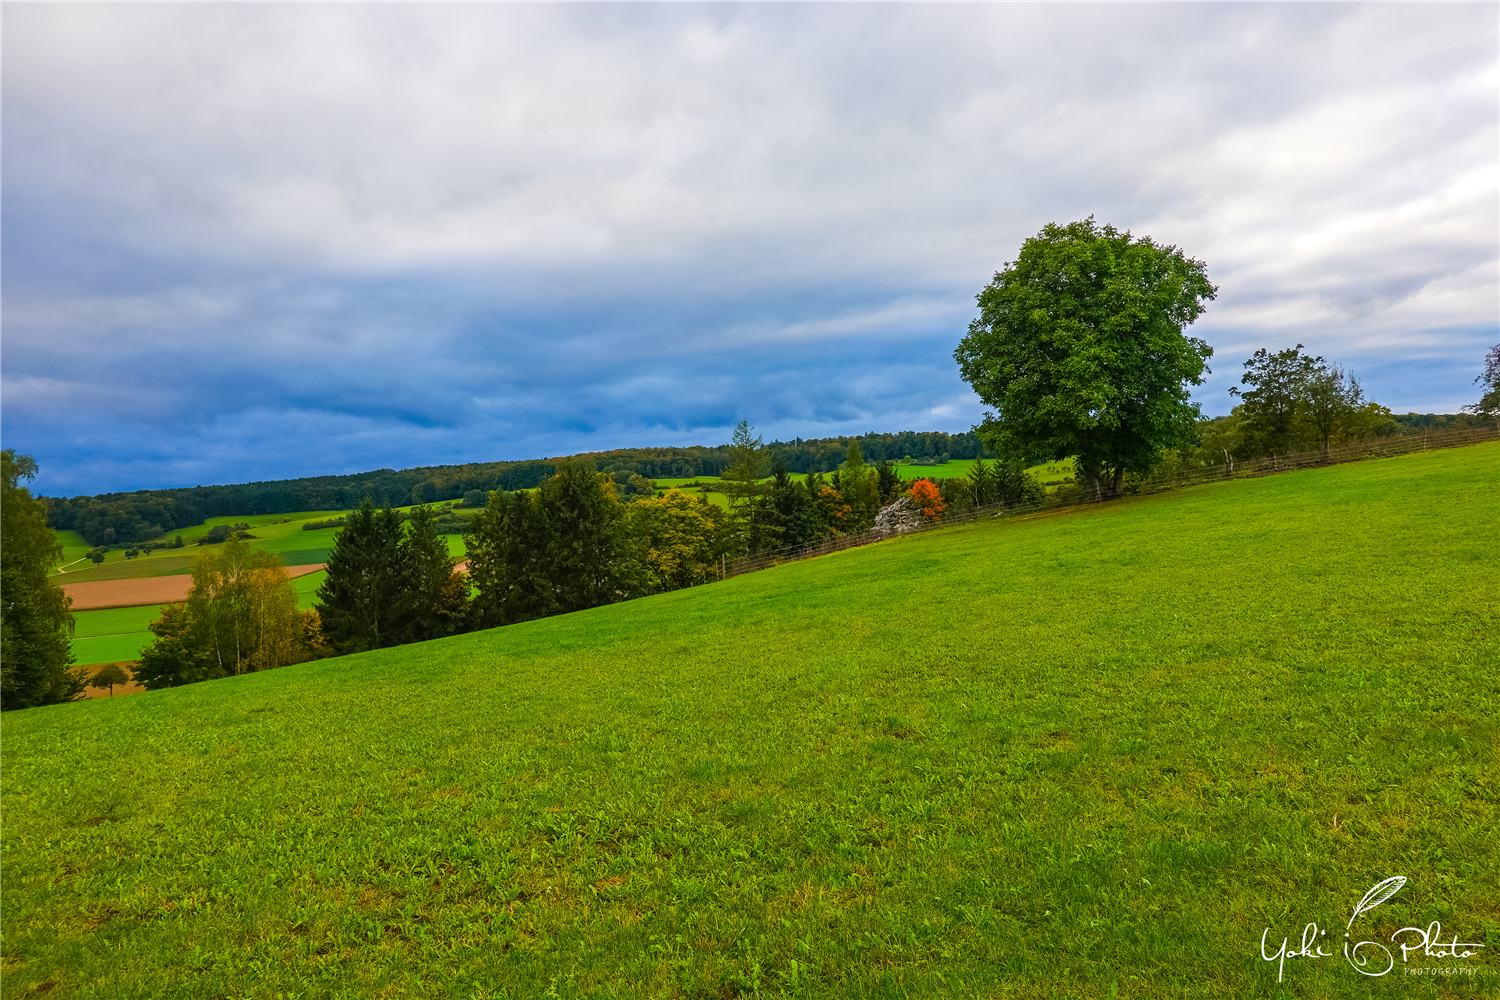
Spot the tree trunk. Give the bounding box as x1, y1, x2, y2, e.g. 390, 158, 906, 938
1111, 466, 1125, 498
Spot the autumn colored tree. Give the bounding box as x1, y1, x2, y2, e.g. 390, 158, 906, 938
196, 538, 307, 674
136, 540, 308, 687
908, 479, 946, 521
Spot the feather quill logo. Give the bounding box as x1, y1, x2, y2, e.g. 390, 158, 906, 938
1346, 875, 1405, 933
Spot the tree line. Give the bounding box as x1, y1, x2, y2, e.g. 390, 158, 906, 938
303, 425, 1041, 655
42, 431, 992, 548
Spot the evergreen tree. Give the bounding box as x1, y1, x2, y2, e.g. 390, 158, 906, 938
1, 450, 82, 709
837, 441, 881, 532
399, 505, 469, 642
466, 490, 556, 628
540, 461, 636, 612
467, 464, 641, 625
875, 460, 902, 505
768, 463, 832, 547
315, 499, 408, 653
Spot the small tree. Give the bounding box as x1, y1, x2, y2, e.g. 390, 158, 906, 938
875, 460, 902, 505
89, 548, 107, 565
837, 441, 881, 532
1229, 345, 1322, 457
719, 420, 769, 521
1464, 344, 1500, 426
89, 663, 131, 696
908, 479, 946, 521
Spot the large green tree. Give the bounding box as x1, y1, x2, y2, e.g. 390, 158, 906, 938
396, 505, 469, 643
954, 218, 1216, 497
2, 450, 82, 709
315, 499, 409, 654
466, 462, 642, 628
466, 490, 556, 627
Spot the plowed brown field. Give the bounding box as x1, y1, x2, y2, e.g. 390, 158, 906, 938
63, 565, 324, 610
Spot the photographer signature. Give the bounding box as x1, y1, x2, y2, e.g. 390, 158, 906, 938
1259, 876, 1485, 982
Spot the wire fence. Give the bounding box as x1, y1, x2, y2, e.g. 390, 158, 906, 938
724, 425, 1499, 579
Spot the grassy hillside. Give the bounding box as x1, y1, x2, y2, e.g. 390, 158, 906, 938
6, 445, 1496, 998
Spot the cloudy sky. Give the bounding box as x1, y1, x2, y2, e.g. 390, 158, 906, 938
4, 4, 1496, 495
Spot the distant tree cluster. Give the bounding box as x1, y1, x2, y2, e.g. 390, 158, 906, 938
134, 537, 328, 688
43, 431, 994, 547
459, 425, 1039, 632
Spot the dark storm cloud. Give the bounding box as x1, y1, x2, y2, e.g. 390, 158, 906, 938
3, 4, 1495, 493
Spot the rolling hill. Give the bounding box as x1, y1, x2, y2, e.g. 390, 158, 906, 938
4, 443, 1495, 998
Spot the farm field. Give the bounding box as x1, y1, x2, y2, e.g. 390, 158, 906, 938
50, 512, 461, 589
8, 444, 1496, 998
48, 511, 349, 581
69, 571, 332, 669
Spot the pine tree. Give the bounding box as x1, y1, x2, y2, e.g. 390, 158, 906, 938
315, 499, 407, 653
466, 490, 557, 627
541, 461, 635, 612
399, 505, 468, 642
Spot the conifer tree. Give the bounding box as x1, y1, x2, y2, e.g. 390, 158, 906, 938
399, 505, 468, 642
315, 499, 408, 653
466, 490, 556, 627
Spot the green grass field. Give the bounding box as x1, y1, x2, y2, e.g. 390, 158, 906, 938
7, 444, 1497, 998
52, 510, 465, 587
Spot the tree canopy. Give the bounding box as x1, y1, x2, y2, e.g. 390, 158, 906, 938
954, 217, 1216, 496
1466, 344, 1499, 424
2, 450, 81, 709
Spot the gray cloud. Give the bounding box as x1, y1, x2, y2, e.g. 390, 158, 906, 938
3, 3, 1495, 493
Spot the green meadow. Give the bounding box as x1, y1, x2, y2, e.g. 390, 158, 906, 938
49, 512, 350, 582
6, 444, 1496, 998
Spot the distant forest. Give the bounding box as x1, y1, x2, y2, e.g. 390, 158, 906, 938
42, 415, 1486, 547
45, 429, 995, 546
